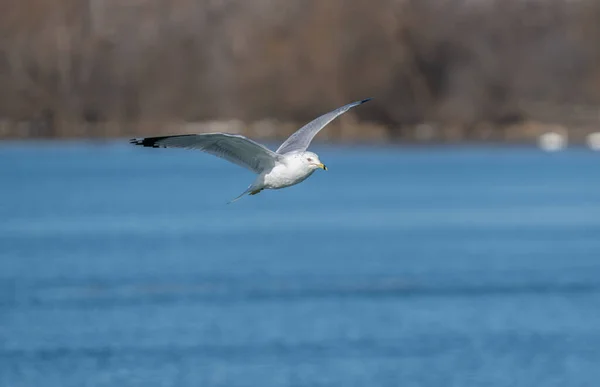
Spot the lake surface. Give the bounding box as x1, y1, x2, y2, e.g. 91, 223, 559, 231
1, 141, 600, 387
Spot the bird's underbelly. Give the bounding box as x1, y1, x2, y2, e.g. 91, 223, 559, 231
263, 166, 314, 189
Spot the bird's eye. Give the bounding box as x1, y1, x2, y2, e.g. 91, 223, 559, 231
307, 158, 313, 162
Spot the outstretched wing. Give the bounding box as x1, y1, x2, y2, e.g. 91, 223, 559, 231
276, 98, 372, 155
130, 133, 280, 174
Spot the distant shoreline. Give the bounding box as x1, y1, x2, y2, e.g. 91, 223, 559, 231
0, 119, 597, 146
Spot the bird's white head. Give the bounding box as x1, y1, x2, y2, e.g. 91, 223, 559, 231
301, 151, 327, 171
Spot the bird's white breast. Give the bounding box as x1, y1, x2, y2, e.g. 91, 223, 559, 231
262, 156, 314, 189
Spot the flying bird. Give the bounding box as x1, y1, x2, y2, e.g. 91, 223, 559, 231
130, 98, 372, 203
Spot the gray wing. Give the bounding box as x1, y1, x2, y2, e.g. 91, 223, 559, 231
276, 98, 372, 154
130, 133, 280, 174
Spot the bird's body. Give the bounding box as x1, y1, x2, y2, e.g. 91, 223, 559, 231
238, 151, 320, 200
261, 152, 318, 189
130, 98, 371, 202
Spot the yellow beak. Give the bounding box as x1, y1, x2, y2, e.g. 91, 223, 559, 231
318, 163, 327, 171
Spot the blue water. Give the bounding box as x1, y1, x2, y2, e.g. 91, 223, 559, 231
1, 141, 600, 387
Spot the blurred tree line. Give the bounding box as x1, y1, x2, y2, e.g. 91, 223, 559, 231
0, 0, 599, 140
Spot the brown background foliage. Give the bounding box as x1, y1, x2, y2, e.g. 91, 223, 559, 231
0, 0, 599, 141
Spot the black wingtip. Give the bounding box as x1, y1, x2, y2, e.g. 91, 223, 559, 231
360, 97, 373, 104
130, 134, 198, 148
129, 136, 167, 148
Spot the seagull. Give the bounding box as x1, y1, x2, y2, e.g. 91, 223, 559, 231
130, 98, 372, 203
